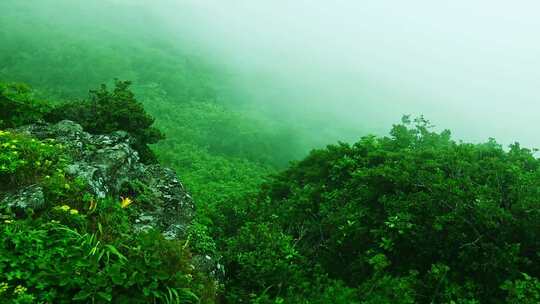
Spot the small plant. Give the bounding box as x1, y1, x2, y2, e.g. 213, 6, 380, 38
0, 130, 64, 190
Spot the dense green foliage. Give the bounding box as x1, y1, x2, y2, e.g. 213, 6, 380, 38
0, 82, 49, 129
0, 130, 62, 190
2, 81, 540, 303
48, 80, 164, 163
217, 117, 540, 303
0, 129, 214, 303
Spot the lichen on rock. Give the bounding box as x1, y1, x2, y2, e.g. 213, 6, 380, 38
11, 120, 196, 240
1, 184, 45, 215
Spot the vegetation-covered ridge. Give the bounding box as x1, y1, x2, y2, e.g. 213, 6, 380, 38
0, 81, 217, 303
1, 1, 539, 303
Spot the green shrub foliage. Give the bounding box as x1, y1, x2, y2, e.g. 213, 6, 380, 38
48, 80, 164, 163
219, 116, 540, 303
0, 132, 214, 303
0, 82, 50, 129
0, 130, 64, 190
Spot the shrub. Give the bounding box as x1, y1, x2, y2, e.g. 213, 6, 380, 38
0, 218, 212, 303
501, 273, 540, 304
48, 80, 164, 163
223, 116, 540, 303
0, 130, 64, 190
0, 82, 50, 129
224, 222, 304, 301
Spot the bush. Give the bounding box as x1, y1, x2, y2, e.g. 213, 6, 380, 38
224, 222, 304, 302
0, 219, 211, 303
222, 116, 540, 303
501, 273, 540, 304
0, 130, 64, 190
48, 80, 164, 163
0, 82, 50, 129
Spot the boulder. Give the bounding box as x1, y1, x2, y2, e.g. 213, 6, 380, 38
12, 120, 194, 239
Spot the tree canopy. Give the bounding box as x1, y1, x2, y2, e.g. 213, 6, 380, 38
219, 116, 540, 303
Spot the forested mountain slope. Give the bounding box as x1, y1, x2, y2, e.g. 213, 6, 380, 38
1, 1, 539, 303
2, 81, 539, 303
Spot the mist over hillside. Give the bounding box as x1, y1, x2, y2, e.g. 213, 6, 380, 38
155, 0, 540, 148
1, 1, 540, 303
5, 1, 540, 149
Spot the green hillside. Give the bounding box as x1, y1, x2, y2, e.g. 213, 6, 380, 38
1, 1, 539, 303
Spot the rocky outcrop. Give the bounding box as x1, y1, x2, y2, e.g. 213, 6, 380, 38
11, 120, 195, 240
1, 120, 223, 282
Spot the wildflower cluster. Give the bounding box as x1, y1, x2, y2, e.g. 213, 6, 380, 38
13, 285, 27, 295
54, 204, 79, 215
0, 131, 65, 189
0, 282, 34, 302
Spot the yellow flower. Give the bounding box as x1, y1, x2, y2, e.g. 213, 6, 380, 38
14, 285, 26, 295
120, 196, 133, 209
60, 205, 70, 212
0, 282, 8, 294
3, 220, 13, 224
88, 199, 97, 212
70, 209, 79, 215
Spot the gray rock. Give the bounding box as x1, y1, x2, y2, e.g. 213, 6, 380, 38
1, 184, 45, 214
11, 120, 193, 239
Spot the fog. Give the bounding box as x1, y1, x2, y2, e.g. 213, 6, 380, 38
5, 0, 540, 148
152, 0, 540, 147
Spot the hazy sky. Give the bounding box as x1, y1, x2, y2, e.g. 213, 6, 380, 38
147, 0, 540, 147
